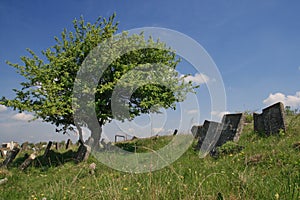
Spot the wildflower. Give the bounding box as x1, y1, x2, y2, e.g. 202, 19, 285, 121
275, 193, 279, 199
82, 186, 86, 189
123, 187, 128, 191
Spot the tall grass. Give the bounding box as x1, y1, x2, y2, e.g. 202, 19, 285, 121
0, 115, 299, 199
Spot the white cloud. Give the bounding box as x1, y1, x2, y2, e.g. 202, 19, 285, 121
152, 127, 165, 134
211, 111, 230, 119
187, 109, 199, 114
182, 73, 210, 85
263, 91, 300, 108
0, 105, 7, 112
12, 113, 34, 121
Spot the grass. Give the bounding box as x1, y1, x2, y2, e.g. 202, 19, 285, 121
0, 114, 299, 200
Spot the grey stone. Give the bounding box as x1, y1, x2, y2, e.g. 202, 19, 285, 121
193, 113, 245, 154
43, 141, 53, 158
1, 146, 20, 167
254, 102, 286, 135
75, 144, 91, 162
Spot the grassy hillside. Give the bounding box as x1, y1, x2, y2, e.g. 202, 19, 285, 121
0, 114, 299, 200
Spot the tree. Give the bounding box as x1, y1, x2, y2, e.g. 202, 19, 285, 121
1, 13, 195, 148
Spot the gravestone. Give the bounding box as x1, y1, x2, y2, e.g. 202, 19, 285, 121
194, 120, 223, 150
253, 102, 286, 135
66, 139, 72, 150
75, 144, 91, 162
19, 153, 36, 171
173, 129, 178, 136
43, 141, 52, 158
1, 146, 20, 167
217, 113, 245, 146
21, 142, 29, 151
193, 113, 245, 154
55, 142, 60, 150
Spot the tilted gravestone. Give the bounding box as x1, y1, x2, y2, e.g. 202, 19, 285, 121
1, 146, 20, 167
66, 139, 72, 150
43, 141, 53, 158
217, 113, 245, 146
253, 102, 286, 135
21, 142, 29, 151
75, 144, 91, 162
193, 113, 245, 153
19, 153, 36, 171
193, 120, 223, 150
75, 140, 91, 162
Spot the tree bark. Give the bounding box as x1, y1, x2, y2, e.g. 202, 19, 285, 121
76, 125, 84, 144
88, 119, 103, 150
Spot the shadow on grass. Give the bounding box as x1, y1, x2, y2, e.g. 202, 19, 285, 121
13, 149, 79, 171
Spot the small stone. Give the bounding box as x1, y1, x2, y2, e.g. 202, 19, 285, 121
0, 178, 8, 185
89, 162, 96, 175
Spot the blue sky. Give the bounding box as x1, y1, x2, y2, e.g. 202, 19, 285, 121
0, 0, 300, 144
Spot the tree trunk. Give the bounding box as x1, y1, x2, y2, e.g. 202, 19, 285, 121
76, 125, 84, 144
88, 119, 103, 150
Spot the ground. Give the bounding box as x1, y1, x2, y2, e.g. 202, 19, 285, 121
0, 114, 299, 200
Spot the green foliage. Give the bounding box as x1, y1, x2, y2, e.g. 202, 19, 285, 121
243, 110, 253, 123
1, 13, 195, 139
285, 106, 299, 116
279, 128, 285, 137
216, 141, 244, 155
115, 135, 173, 153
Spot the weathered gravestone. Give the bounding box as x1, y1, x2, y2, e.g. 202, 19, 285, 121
75, 140, 91, 162
173, 129, 178, 136
193, 113, 245, 154
43, 141, 53, 158
19, 153, 37, 171
217, 113, 245, 146
1, 146, 20, 167
55, 142, 60, 150
66, 139, 72, 150
193, 120, 223, 150
21, 142, 29, 151
253, 102, 286, 135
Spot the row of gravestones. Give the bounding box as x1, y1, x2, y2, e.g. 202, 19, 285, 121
191, 102, 286, 156
0, 139, 89, 170
19, 139, 73, 152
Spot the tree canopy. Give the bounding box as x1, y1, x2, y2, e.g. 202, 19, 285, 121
1, 13, 196, 147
